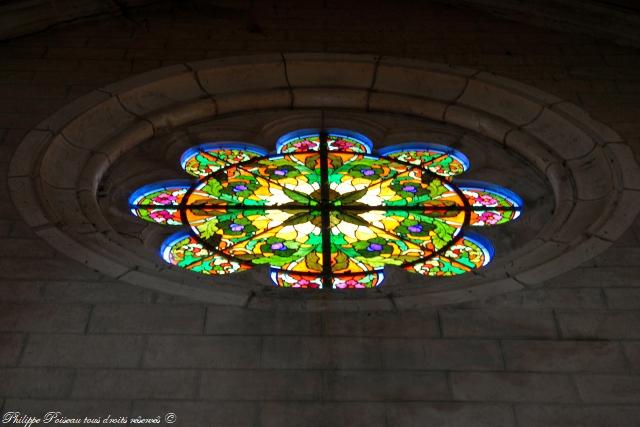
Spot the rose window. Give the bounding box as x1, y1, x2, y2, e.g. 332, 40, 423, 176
129, 129, 522, 289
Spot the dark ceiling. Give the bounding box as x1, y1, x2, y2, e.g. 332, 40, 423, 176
1, 0, 639, 46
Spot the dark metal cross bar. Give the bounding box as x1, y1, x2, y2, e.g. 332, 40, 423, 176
318, 131, 334, 290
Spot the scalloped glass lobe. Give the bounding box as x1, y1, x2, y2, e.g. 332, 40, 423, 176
269, 258, 384, 289
378, 143, 470, 178
180, 142, 269, 177
128, 180, 192, 225
432, 181, 523, 226
161, 231, 251, 275
406, 233, 493, 276
332, 269, 384, 289
270, 269, 323, 289
276, 129, 373, 154
457, 181, 523, 210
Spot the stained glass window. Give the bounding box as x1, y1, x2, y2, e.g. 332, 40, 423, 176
129, 130, 523, 289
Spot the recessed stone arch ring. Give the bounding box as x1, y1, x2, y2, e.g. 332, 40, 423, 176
9, 53, 640, 311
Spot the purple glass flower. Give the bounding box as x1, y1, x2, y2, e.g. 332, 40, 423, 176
270, 242, 286, 251
408, 224, 423, 233
360, 168, 375, 176
274, 169, 288, 176
367, 243, 383, 252
230, 223, 244, 232
402, 185, 417, 193
233, 185, 248, 192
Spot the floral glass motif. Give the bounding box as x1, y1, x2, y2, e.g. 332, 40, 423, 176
129, 129, 523, 289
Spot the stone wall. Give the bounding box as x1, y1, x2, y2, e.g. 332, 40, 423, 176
0, 1, 639, 426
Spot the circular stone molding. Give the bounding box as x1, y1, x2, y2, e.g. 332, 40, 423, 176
10, 53, 640, 311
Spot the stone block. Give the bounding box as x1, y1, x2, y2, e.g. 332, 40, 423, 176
523, 108, 596, 159
604, 143, 640, 190
386, 403, 515, 427
575, 374, 640, 403
458, 78, 543, 126
43, 280, 155, 303
20, 334, 144, 368
35, 227, 132, 278
71, 369, 198, 399
143, 336, 261, 368
216, 88, 292, 114
34, 90, 110, 134
88, 304, 204, 334
292, 88, 368, 109
623, 342, 640, 371
557, 310, 640, 339
589, 190, 640, 242
0, 368, 74, 398
40, 136, 91, 189
322, 310, 439, 338
103, 65, 206, 115
593, 247, 640, 267
324, 371, 450, 401
445, 105, 513, 143
461, 288, 605, 309
515, 404, 640, 427
61, 96, 137, 150
260, 403, 386, 427
7, 177, 49, 228
193, 55, 288, 95
94, 120, 154, 164
504, 130, 562, 173
502, 340, 628, 372
566, 148, 614, 200
0, 279, 43, 302
474, 71, 561, 105
0, 333, 24, 366
39, 187, 92, 229
261, 337, 382, 370
119, 269, 252, 307
552, 101, 622, 143
604, 289, 640, 309
368, 92, 447, 122
205, 306, 323, 335
451, 372, 578, 402
285, 53, 376, 88
7, 129, 52, 177
132, 401, 258, 426
200, 370, 322, 400
395, 339, 502, 371
544, 267, 640, 288
375, 61, 468, 102
291, 295, 396, 312
75, 152, 111, 194
440, 309, 557, 338
0, 257, 103, 281
0, 303, 90, 333
0, 238, 57, 259
393, 278, 524, 310
515, 237, 611, 285
147, 98, 217, 132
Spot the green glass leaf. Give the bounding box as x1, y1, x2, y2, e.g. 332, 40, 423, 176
283, 188, 313, 204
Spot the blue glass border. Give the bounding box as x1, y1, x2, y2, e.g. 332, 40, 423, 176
461, 231, 495, 266
378, 142, 471, 171
160, 230, 192, 263
128, 179, 193, 207
275, 128, 374, 153
179, 142, 269, 170
269, 266, 385, 288
455, 179, 524, 209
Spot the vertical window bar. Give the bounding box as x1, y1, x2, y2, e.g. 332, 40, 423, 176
319, 130, 333, 290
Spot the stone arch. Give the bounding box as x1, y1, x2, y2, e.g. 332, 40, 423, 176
9, 53, 640, 310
